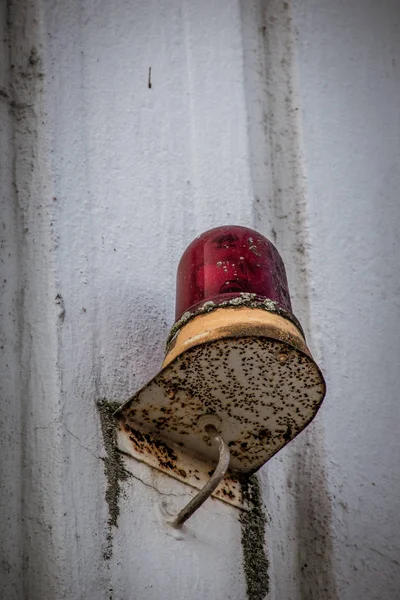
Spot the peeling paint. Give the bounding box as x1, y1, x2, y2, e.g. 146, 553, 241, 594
240, 475, 269, 600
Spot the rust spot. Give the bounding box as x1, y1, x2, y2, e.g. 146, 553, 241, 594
128, 427, 178, 471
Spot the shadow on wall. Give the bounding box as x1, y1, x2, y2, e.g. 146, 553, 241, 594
290, 423, 338, 600
94, 284, 173, 560
91, 279, 173, 403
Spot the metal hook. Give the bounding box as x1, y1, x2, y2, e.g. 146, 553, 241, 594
169, 423, 230, 528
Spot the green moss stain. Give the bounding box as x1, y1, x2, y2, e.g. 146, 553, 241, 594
240, 475, 269, 600
97, 400, 130, 560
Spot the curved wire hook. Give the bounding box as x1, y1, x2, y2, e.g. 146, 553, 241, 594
170, 424, 230, 528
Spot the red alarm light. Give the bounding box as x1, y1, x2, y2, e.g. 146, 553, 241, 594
117, 223, 326, 519
175, 225, 291, 320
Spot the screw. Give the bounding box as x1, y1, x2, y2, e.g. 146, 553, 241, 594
277, 351, 289, 364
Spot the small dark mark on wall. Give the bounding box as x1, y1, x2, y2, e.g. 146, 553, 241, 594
148, 67, 152, 89
55, 293, 65, 322
28, 46, 39, 66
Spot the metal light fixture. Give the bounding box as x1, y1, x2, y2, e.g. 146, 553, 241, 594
116, 226, 325, 526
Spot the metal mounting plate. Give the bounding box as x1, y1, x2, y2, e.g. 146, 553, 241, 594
117, 426, 243, 508
117, 335, 325, 503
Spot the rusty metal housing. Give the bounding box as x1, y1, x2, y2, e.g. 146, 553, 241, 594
116, 303, 325, 508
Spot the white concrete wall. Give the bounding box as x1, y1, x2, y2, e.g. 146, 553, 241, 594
259, 2, 400, 599
295, 2, 400, 598
1, 0, 400, 599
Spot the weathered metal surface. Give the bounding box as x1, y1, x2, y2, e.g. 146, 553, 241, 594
117, 424, 243, 508
117, 334, 325, 479
163, 305, 310, 367
166, 293, 304, 350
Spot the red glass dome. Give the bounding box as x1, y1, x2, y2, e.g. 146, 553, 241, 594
175, 225, 292, 320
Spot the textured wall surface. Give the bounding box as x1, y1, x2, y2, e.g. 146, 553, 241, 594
1, 0, 399, 599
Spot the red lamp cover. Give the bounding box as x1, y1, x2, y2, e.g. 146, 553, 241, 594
175, 225, 292, 320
